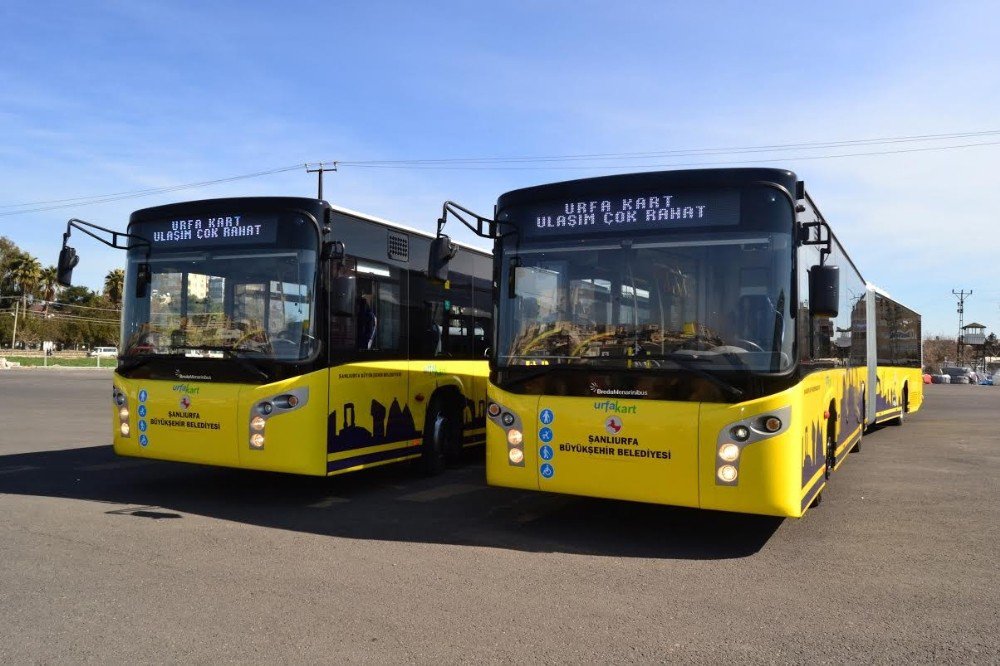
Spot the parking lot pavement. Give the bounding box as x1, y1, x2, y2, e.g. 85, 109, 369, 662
0, 373, 997, 663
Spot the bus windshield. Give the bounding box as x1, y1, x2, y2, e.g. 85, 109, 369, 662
121, 219, 319, 361
497, 187, 795, 373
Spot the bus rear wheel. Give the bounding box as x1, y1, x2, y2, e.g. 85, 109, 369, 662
891, 387, 908, 426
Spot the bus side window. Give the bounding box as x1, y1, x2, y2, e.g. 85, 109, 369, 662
330, 257, 357, 351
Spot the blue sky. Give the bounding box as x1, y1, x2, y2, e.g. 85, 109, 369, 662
1, 1, 998, 336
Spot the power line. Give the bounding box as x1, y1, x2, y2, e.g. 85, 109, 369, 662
333, 139, 1000, 171
0, 164, 303, 217
337, 129, 1000, 166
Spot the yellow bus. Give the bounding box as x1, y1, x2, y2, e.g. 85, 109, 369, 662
434, 169, 921, 517
58, 197, 491, 476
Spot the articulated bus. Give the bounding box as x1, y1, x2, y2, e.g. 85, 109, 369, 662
435, 168, 921, 517
58, 197, 492, 476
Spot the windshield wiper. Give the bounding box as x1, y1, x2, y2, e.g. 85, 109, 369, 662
635, 352, 745, 401
167, 345, 270, 381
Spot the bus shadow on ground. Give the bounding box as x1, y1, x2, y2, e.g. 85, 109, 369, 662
0, 445, 781, 560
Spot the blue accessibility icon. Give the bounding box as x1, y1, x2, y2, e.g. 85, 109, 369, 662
138, 389, 148, 403
539, 409, 554, 425
539, 427, 553, 443
539, 444, 554, 460
138, 420, 147, 432
139, 434, 149, 447
137, 404, 147, 418
540, 463, 554, 479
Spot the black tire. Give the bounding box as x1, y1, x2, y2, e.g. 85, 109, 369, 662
852, 392, 864, 453
421, 395, 462, 475
891, 387, 908, 426
810, 491, 823, 508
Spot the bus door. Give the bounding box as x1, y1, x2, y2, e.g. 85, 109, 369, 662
328, 257, 414, 470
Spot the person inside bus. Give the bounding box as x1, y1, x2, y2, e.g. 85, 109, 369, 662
356, 293, 377, 350
732, 294, 777, 350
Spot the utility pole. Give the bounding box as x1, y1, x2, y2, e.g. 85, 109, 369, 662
306, 162, 337, 200
10, 300, 18, 350
953, 289, 972, 364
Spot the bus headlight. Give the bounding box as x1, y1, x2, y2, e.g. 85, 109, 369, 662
250, 416, 266, 431
507, 428, 523, 446
730, 425, 750, 441
717, 465, 738, 483
719, 443, 740, 462
120, 422, 130, 437
250, 433, 265, 449
508, 447, 524, 464
119, 407, 129, 420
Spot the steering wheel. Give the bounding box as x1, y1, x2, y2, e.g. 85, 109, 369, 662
733, 338, 766, 353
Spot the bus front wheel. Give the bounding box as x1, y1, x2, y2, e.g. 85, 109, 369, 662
422, 395, 462, 475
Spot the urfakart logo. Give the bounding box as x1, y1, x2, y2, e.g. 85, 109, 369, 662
593, 399, 637, 414
172, 383, 201, 394
589, 382, 648, 398
605, 416, 623, 434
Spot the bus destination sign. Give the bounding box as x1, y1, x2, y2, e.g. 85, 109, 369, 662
520, 189, 740, 237
144, 215, 279, 247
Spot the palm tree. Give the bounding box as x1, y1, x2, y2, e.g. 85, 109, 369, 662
9, 253, 42, 310
39, 265, 59, 302
8, 253, 41, 348
104, 268, 125, 307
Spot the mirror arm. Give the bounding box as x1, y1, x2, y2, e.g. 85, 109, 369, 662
437, 201, 504, 240
797, 191, 833, 265
63, 218, 152, 259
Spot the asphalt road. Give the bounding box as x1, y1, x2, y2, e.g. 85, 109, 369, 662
0, 369, 997, 663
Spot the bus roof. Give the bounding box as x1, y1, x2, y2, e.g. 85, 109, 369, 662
496, 168, 799, 209
129, 197, 491, 257
330, 204, 491, 257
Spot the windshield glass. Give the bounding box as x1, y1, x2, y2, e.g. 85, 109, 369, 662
121, 214, 319, 361
497, 187, 794, 373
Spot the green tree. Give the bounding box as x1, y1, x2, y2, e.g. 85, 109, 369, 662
103, 268, 125, 307
39, 265, 59, 302
8, 253, 41, 347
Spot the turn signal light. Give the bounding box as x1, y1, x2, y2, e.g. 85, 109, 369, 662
487, 402, 501, 418
764, 416, 782, 433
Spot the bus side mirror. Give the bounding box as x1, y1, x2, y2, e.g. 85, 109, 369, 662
321, 240, 345, 262
428, 235, 457, 282
135, 263, 151, 299
57, 246, 80, 287
809, 264, 839, 318
331, 274, 356, 316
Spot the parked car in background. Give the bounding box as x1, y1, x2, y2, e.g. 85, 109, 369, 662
942, 366, 976, 384
979, 373, 994, 386
87, 346, 118, 358
931, 374, 951, 384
